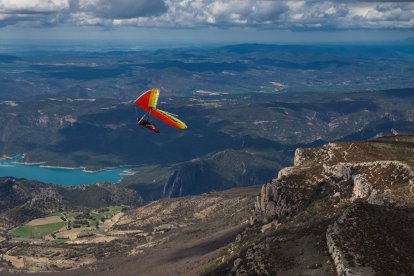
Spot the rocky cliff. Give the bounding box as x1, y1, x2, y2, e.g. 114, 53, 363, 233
120, 148, 286, 201
208, 135, 414, 275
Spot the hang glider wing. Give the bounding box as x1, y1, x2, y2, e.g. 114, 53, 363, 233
135, 88, 159, 112
151, 109, 187, 129
135, 88, 187, 130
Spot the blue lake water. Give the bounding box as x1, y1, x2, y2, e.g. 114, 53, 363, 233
0, 156, 134, 186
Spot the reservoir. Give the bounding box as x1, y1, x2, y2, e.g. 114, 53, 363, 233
0, 156, 134, 186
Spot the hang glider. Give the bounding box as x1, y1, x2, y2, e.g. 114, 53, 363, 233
135, 88, 188, 133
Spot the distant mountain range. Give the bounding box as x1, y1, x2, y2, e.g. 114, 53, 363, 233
0, 88, 413, 198
1, 43, 413, 99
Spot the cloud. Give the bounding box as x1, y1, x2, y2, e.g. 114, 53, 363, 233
0, 0, 70, 14
78, 0, 167, 19
0, 0, 413, 30
0, 0, 72, 27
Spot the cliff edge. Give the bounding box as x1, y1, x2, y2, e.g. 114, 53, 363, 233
208, 135, 414, 275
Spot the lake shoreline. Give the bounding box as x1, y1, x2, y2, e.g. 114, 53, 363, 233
0, 154, 139, 186
1, 153, 139, 173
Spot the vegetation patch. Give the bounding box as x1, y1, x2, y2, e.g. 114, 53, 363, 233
26, 215, 63, 226
7, 205, 125, 241
9, 221, 67, 238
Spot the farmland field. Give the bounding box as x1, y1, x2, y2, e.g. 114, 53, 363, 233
8, 222, 67, 238
26, 216, 63, 226
7, 206, 125, 241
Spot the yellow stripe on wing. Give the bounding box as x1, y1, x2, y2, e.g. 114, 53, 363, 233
148, 88, 159, 109
157, 109, 188, 129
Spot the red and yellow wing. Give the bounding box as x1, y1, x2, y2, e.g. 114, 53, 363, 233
135, 88, 187, 130
151, 109, 187, 129
135, 88, 159, 112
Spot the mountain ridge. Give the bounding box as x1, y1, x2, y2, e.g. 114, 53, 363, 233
207, 135, 414, 275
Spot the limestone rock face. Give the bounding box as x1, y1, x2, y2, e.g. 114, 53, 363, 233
351, 175, 372, 201
324, 163, 352, 180
277, 166, 295, 179
255, 137, 414, 223
293, 148, 307, 167
253, 180, 319, 224
324, 160, 414, 206
237, 136, 414, 276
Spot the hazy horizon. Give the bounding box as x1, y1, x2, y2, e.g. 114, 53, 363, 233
1, 0, 413, 51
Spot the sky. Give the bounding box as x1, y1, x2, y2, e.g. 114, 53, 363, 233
0, 0, 413, 47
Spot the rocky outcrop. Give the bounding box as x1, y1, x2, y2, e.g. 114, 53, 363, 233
324, 161, 414, 206
252, 179, 320, 224
228, 136, 414, 276
293, 148, 308, 167
258, 146, 414, 224
351, 175, 372, 201
323, 163, 352, 180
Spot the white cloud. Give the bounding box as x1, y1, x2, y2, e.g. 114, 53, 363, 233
0, 0, 413, 30
78, 0, 166, 19
0, 0, 70, 13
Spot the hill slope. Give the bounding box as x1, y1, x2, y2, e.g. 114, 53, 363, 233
0, 186, 259, 274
